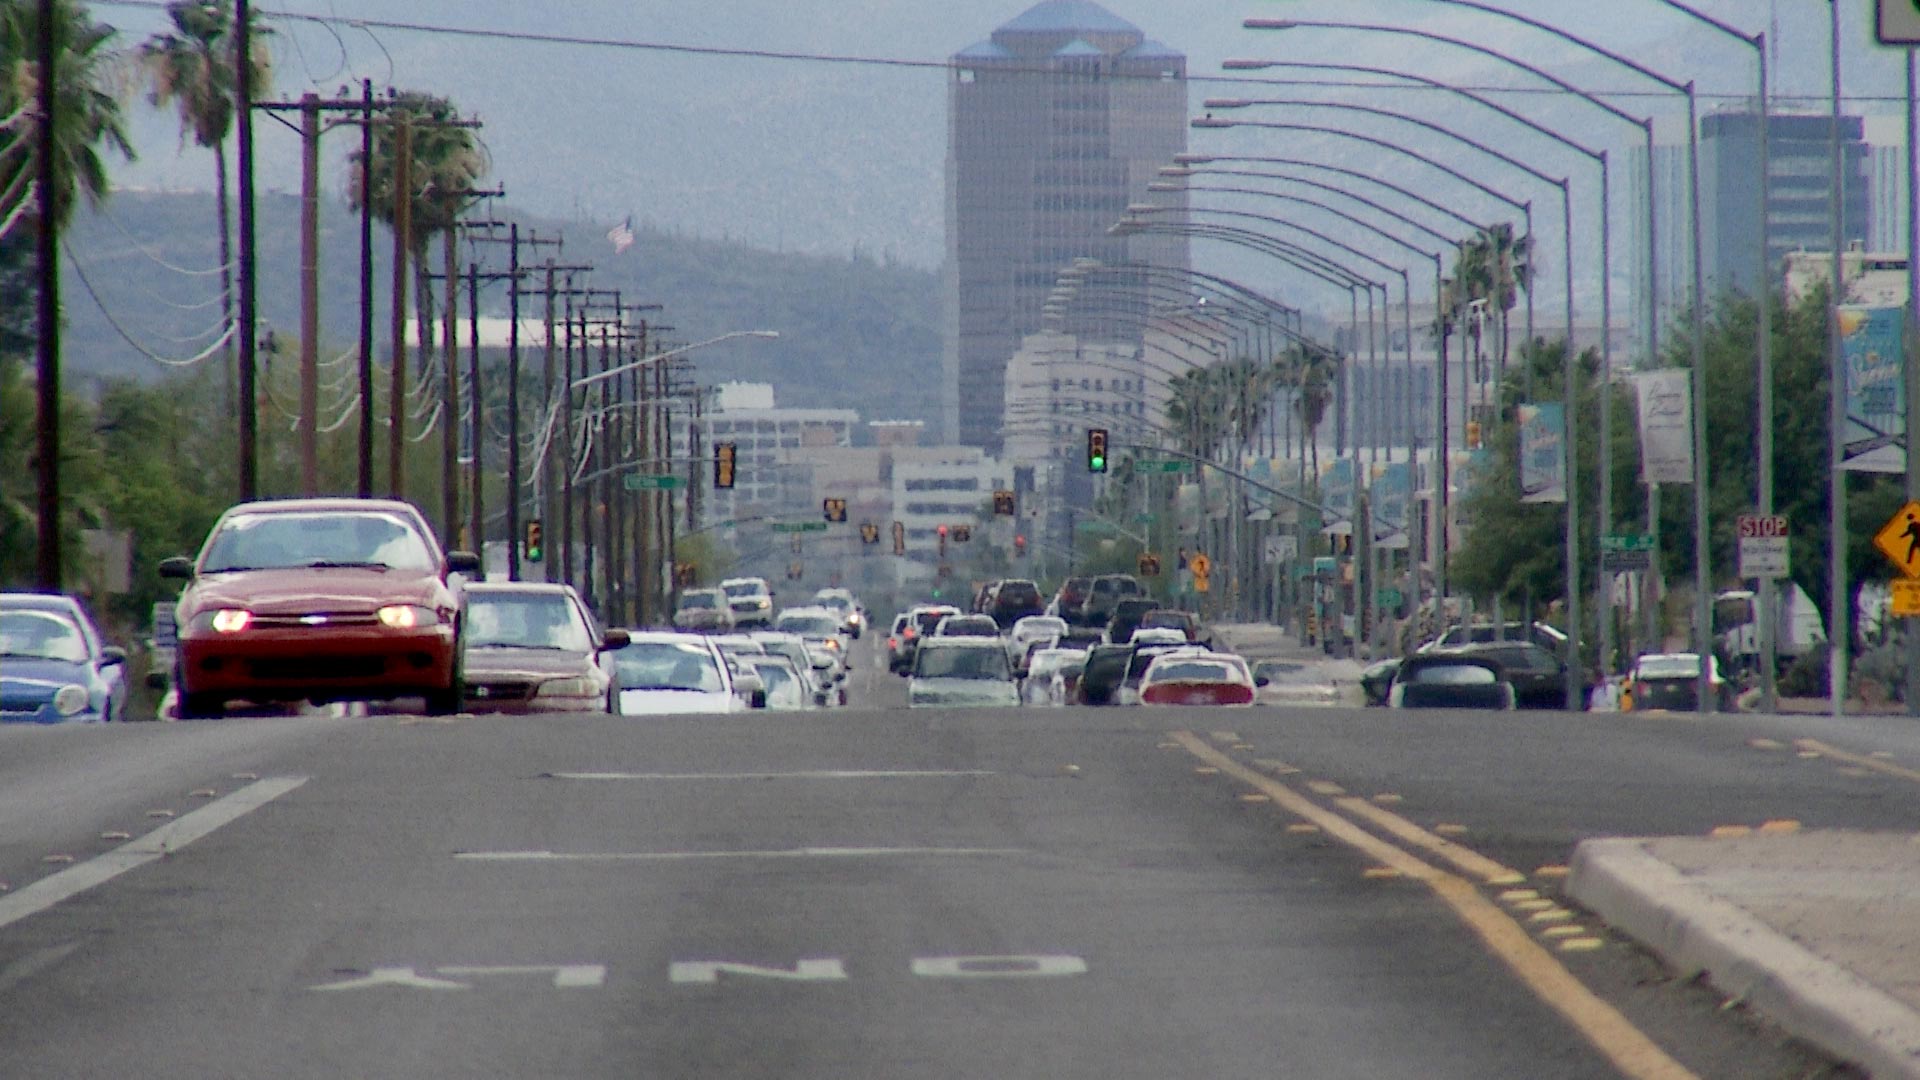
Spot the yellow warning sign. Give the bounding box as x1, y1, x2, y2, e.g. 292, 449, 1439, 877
1874, 501, 1920, 580
1894, 580, 1920, 618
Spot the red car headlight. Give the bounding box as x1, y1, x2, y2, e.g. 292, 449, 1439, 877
377, 604, 440, 629
208, 609, 253, 633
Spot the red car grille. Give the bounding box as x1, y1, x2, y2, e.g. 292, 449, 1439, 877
248, 612, 381, 630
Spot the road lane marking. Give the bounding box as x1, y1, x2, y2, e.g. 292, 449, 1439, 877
1796, 739, 1920, 786
438, 964, 607, 987
455, 846, 1028, 863
671, 959, 848, 984
1169, 732, 1698, 1080
1331, 796, 1527, 886
911, 955, 1087, 979
545, 770, 998, 782
0, 777, 307, 934
312, 967, 471, 992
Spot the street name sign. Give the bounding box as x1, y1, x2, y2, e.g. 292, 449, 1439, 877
770, 521, 828, 533
1376, 587, 1404, 608
623, 473, 686, 491
1879, 0, 1920, 44
1736, 514, 1790, 579
1600, 533, 1654, 572
1873, 501, 1920, 579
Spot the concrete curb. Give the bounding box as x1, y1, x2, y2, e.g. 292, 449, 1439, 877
1568, 837, 1920, 1080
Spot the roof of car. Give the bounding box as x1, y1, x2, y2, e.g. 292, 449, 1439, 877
221, 497, 423, 516
720, 576, 770, 588
917, 635, 1005, 649
0, 592, 82, 612
463, 581, 579, 596
616, 630, 724, 647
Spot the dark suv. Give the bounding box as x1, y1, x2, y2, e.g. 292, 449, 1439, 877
987, 579, 1044, 630
1048, 576, 1090, 624
1083, 573, 1144, 628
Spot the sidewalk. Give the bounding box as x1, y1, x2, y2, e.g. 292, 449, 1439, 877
1569, 830, 1920, 1079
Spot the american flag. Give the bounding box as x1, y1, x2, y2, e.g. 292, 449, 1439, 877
606, 216, 634, 254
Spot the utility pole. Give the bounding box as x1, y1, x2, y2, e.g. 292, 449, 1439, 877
357, 79, 375, 497
235, 0, 258, 501
387, 113, 410, 498
34, 0, 59, 588
299, 93, 320, 493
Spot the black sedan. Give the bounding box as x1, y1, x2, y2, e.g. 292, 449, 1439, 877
1388, 653, 1514, 709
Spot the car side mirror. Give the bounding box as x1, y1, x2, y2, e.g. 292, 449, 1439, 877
446, 551, 482, 575
158, 556, 195, 580
99, 646, 127, 666
602, 628, 631, 650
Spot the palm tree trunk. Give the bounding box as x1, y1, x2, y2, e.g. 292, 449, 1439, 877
215, 139, 235, 422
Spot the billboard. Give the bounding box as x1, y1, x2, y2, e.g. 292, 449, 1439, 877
1635, 369, 1693, 484
1839, 305, 1906, 473
1371, 462, 1412, 551
1518, 403, 1567, 504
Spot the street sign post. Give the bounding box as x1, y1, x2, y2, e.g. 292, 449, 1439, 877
1736, 514, 1790, 579
1873, 501, 1920, 578
1600, 534, 1655, 573
623, 474, 686, 491
770, 521, 828, 534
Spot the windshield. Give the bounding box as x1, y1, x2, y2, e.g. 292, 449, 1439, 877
777, 613, 842, 637
0, 610, 89, 662
749, 659, 805, 705
722, 582, 766, 598
613, 641, 725, 692
1147, 660, 1241, 685
915, 646, 1010, 680
464, 592, 594, 652
679, 591, 722, 610
1408, 663, 1498, 686
914, 609, 956, 634
1637, 655, 1704, 679
201, 511, 436, 573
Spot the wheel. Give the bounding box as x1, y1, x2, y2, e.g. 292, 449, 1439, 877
423, 647, 464, 716
175, 691, 225, 720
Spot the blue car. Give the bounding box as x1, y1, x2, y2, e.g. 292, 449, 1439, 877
0, 594, 130, 723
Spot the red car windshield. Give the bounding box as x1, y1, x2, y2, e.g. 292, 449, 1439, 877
202, 512, 437, 573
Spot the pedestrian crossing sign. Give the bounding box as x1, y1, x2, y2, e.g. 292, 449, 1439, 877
1873, 501, 1920, 580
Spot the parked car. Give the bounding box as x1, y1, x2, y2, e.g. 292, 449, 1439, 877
1448, 642, 1584, 710
1075, 643, 1133, 706
606, 631, 764, 714
1083, 573, 1145, 628
1046, 576, 1091, 625
719, 576, 775, 628
0, 593, 130, 723
672, 588, 736, 633
1388, 653, 1514, 709
908, 637, 1019, 708
1138, 650, 1260, 707
1621, 652, 1731, 713
159, 498, 479, 719
1358, 657, 1401, 707
1105, 597, 1160, 644
986, 578, 1045, 630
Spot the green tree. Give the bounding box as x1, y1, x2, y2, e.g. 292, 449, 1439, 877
139, 0, 272, 412
0, 0, 133, 234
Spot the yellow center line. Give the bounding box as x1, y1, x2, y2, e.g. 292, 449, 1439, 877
1331, 796, 1527, 886
1169, 731, 1698, 1080
1796, 738, 1920, 785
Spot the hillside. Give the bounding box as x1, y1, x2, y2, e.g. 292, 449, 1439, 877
57, 192, 943, 432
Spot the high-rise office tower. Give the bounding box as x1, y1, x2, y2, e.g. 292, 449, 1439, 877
1700, 109, 1869, 298
943, 0, 1187, 451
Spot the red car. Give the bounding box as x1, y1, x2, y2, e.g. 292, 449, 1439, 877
160, 498, 480, 718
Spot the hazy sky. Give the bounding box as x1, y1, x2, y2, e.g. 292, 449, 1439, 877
86, 0, 1920, 311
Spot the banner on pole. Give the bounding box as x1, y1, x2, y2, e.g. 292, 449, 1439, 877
1634, 369, 1694, 484
1839, 305, 1907, 473
1321, 458, 1356, 536
1371, 462, 1411, 550
1518, 403, 1567, 504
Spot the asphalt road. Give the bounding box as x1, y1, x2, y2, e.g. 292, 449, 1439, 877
0, 640, 1896, 1078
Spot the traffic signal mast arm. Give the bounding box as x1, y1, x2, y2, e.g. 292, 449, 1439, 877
1118, 442, 1351, 526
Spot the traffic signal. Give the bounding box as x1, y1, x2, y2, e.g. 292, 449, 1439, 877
950, 524, 971, 543
1014, 534, 1027, 557
1465, 420, 1483, 450
993, 489, 1016, 516
1087, 427, 1108, 473
524, 518, 544, 563
714, 442, 737, 489
823, 497, 848, 523
938, 523, 949, 557
1137, 552, 1161, 577
860, 521, 880, 545
891, 520, 906, 555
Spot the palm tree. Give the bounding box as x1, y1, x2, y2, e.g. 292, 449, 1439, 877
0, 0, 134, 238
348, 90, 488, 358
140, 0, 272, 413
1275, 344, 1338, 477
